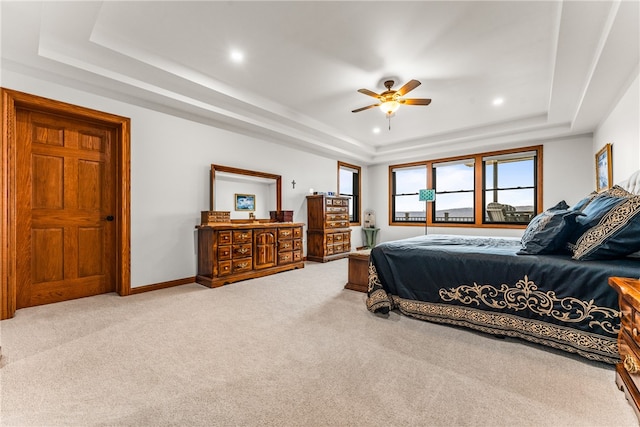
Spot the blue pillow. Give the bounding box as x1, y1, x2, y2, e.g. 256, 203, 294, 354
569, 192, 597, 211
518, 201, 582, 255
568, 193, 628, 244
573, 195, 640, 260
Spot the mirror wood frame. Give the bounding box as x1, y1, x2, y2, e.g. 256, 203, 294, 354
210, 164, 282, 213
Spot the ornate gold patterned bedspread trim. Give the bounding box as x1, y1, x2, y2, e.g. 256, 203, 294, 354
392, 296, 619, 364
438, 275, 620, 335
365, 261, 620, 364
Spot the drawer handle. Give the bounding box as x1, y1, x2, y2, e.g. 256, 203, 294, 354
624, 354, 640, 374
281, 231, 291, 236
634, 328, 638, 337
237, 248, 249, 254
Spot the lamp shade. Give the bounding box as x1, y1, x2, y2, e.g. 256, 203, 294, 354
379, 100, 400, 115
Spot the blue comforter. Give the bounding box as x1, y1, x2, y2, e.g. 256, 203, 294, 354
366, 234, 640, 364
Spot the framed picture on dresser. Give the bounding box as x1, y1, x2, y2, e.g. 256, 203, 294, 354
596, 143, 613, 192
235, 193, 255, 211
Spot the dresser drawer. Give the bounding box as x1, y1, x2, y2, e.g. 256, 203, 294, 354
232, 244, 252, 258
327, 213, 349, 222
232, 258, 252, 273
326, 206, 348, 213
326, 220, 349, 229
293, 239, 302, 250
342, 231, 351, 244
279, 240, 294, 251
233, 230, 252, 243
278, 228, 294, 239
218, 231, 232, 245
620, 296, 640, 347
218, 260, 232, 276
619, 334, 640, 390
333, 233, 344, 242
278, 251, 294, 264
218, 245, 232, 260
292, 227, 302, 239
326, 198, 348, 206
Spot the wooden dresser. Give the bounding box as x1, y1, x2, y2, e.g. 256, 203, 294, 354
196, 222, 304, 287
609, 276, 640, 421
306, 195, 352, 262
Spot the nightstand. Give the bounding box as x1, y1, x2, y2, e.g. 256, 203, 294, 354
609, 276, 640, 421
344, 249, 371, 293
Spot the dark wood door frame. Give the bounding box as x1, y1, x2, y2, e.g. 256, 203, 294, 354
1, 88, 131, 319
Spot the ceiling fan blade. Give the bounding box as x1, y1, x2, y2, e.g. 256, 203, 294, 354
396, 79, 421, 96
352, 104, 380, 113
357, 88, 381, 98
401, 98, 432, 106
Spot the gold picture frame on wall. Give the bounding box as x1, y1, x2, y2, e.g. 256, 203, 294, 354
595, 143, 613, 192
235, 193, 256, 211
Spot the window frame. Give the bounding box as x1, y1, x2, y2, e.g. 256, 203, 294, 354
388, 145, 543, 229
432, 158, 476, 224
389, 161, 428, 224
482, 151, 538, 225
338, 161, 362, 225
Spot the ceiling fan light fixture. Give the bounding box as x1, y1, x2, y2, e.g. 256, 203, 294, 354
379, 100, 400, 115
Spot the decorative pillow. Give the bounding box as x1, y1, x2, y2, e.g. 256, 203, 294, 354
601, 185, 634, 198
573, 195, 640, 260
518, 201, 582, 255
548, 200, 570, 211
568, 192, 630, 245
569, 192, 597, 212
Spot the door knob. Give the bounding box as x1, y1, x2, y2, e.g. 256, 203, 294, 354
105, 215, 115, 221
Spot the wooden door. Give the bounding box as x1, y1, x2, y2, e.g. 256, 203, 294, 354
15, 108, 117, 308
253, 229, 277, 269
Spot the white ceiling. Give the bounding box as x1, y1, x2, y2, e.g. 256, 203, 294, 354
1, 1, 638, 165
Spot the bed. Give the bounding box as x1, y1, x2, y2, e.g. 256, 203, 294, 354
366, 171, 640, 364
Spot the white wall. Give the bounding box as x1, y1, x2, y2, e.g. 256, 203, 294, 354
4, 68, 636, 287
2, 71, 359, 288
366, 136, 595, 243
594, 73, 640, 182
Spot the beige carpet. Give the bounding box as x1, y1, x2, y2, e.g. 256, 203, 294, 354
0, 259, 637, 426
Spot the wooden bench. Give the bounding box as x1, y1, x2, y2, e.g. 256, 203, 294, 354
344, 249, 371, 293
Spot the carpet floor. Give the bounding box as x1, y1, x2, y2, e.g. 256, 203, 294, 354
0, 259, 637, 426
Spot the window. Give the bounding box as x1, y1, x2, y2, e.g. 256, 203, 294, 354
338, 161, 361, 224
433, 159, 475, 223
390, 163, 427, 223
484, 151, 537, 224
389, 146, 542, 228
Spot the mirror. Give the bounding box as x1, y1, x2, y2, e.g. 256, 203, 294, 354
210, 165, 282, 219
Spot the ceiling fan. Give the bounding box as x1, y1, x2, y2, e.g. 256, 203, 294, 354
352, 79, 432, 129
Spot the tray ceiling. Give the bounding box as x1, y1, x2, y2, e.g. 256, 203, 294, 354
1, 1, 638, 164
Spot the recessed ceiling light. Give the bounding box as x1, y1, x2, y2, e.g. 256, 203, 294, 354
372, 127, 381, 134
492, 97, 504, 106
230, 50, 244, 63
